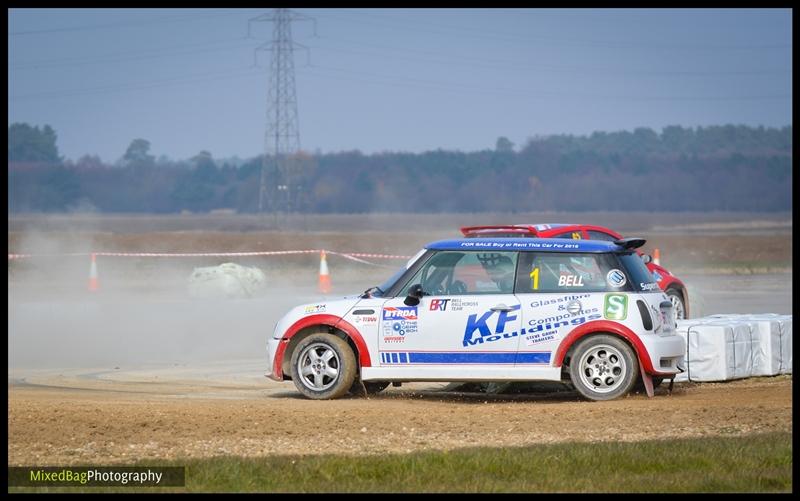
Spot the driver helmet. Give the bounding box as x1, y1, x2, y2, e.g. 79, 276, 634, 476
477, 253, 515, 289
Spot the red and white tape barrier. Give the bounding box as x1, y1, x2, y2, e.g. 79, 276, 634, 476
8, 252, 90, 260
8, 249, 412, 266
93, 250, 320, 258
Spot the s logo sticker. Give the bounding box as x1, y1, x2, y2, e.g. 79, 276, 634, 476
604, 294, 628, 320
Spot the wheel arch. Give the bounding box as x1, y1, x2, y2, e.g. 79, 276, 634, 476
554, 320, 657, 374
274, 314, 371, 380
664, 283, 690, 318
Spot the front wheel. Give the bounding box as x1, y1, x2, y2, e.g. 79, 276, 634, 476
569, 334, 638, 401
290, 333, 357, 400
665, 287, 687, 321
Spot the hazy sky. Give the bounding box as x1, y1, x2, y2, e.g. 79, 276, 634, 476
8, 8, 793, 163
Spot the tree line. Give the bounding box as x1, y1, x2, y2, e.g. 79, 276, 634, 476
7, 123, 792, 213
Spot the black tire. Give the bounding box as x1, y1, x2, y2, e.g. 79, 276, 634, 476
363, 381, 390, 394
349, 379, 390, 395
665, 287, 687, 321
290, 333, 357, 400
568, 334, 638, 401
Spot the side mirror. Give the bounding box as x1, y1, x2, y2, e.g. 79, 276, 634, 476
404, 284, 424, 306
642, 254, 652, 264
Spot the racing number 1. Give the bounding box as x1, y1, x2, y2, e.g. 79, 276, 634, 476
530, 267, 539, 290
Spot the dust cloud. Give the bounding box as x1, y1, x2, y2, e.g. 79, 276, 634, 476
8, 213, 792, 372
8, 228, 394, 371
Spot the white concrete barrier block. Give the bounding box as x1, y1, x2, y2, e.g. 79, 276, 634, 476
686, 323, 737, 382
778, 315, 792, 374
673, 314, 791, 382
740, 317, 782, 376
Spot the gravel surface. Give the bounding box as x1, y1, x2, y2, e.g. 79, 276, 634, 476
8, 367, 792, 465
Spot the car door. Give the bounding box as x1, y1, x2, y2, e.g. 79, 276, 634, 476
377, 250, 523, 377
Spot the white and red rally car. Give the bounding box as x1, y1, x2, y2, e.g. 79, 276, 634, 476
266, 237, 686, 400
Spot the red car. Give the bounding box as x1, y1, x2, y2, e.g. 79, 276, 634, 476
460, 223, 689, 320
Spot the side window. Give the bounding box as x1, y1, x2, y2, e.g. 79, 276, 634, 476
402, 251, 518, 296
587, 230, 618, 242
515, 252, 624, 293
553, 230, 584, 240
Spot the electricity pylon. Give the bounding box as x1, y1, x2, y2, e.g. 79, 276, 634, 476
249, 9, 315, 214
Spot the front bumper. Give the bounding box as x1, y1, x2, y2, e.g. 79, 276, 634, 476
639, 333, 685, 376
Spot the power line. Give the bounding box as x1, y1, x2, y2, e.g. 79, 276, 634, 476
298, 64, 790, 102
9, 67, 266, 101
9, 39, 254, 70
8, 8, 264, 36
8, 59, 788, 103
310, 38, 789, 78
321, 9, 790, 51
10, 31, 786, 78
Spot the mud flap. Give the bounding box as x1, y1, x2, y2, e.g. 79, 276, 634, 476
638, 359, 655, 398
355, 379, 368, 398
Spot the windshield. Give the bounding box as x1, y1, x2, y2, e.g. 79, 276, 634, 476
401, 250, 518, 296
372, 267, 407, 297
370, 248, 428, 297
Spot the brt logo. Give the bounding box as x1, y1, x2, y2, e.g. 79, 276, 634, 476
430, 299, 450, 311
604, 294, 628, 320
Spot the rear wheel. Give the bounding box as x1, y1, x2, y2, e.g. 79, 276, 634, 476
665, 287, 687, 321
290, 333, 357, 400
569, 335, 638, 401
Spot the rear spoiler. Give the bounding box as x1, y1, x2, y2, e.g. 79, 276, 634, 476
460, 225, 538, 236
613, 237, 646, 250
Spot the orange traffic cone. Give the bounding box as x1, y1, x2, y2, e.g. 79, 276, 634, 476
318, 250, 331, 294
88, 253, 99, 292
653, 248, 661, 266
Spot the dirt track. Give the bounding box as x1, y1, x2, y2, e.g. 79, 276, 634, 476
7, 372, 792, 466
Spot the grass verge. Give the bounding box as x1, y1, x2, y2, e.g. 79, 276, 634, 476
9, 432, 792, 493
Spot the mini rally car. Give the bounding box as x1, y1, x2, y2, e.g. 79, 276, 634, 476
460, 224, 689, 320
267, 236, 686, 401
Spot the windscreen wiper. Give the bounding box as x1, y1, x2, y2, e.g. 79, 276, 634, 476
361, 286, 383, 298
